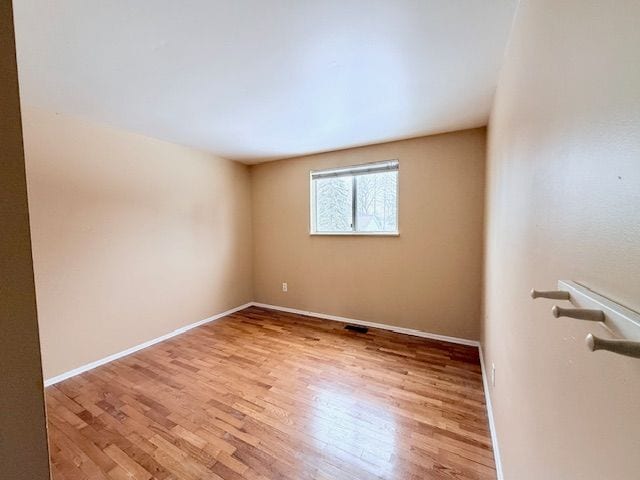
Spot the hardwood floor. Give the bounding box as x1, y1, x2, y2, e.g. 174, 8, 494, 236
45, 306, 496, 480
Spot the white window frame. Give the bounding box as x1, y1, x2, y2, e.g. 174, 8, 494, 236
309, 160, 399, 236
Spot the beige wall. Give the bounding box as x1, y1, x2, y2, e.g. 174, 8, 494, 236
23, 107, 253, 380
483, 1, 640, 479
251, 129, 486, 340
0, 3, 50, 479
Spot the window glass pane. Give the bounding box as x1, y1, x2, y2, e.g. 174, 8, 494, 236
314, 176, 353, 232
355, 171, 397, 232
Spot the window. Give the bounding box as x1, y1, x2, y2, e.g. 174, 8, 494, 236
310, 160, 398, 235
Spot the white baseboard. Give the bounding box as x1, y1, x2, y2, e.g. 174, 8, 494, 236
479, 344, 504, 480
250, 302, 480, 347
43, 302, 253, 387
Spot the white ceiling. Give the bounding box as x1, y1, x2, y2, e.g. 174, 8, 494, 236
13, 1, 517, 163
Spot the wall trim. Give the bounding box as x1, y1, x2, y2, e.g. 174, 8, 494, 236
43, 302, 253, 387
250, 302, 480, 347
479, 344, 504, 480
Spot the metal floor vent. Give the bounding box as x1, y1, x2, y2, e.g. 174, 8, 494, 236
344, 324, 369, 334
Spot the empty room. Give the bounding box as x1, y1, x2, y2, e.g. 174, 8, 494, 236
2, 1, 639, 479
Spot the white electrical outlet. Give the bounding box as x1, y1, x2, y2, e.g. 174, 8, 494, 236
491, 363, 496, 387
282, 282, 288, 292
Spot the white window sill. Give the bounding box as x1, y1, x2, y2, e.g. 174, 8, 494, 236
309, 232, 400, 236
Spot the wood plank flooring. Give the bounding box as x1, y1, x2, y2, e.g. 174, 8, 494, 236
45, 306, 496, 480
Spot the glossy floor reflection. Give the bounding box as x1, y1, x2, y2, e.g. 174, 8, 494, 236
45, 306, 495, 480
311, 387, 397, 477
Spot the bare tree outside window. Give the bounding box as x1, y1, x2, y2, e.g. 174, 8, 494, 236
315, 177, 353, 232
356, 171, 397, 232
311, 161, 398, 234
